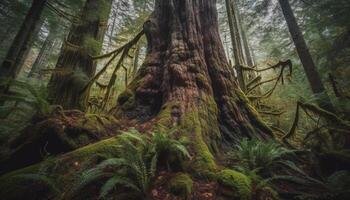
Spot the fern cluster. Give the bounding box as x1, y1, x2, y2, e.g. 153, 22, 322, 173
227, 138, 295, 176
74, 128, 191, 199
227, 139, 350, 200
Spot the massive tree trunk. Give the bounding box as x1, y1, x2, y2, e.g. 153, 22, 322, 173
113, 0, 272, 172
0, 0, 46, 92
48, 0, 112, 110
278, 0, 335, 112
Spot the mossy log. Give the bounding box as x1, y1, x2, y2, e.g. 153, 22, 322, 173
0, 110, 120, 175
0, 137, 120, 200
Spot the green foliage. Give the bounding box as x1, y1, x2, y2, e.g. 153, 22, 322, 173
74, 128, 190, 199
83, 36, 102, 55
0, 79, 52, 141
0, 79, 52, 117
217, 169, 252, 200
168, 173, 193, 199
0, 172, 60, 200
84, 0, 112, 22
227, 139, 295, 176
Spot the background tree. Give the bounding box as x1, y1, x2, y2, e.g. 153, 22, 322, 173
48, 0, 113, 110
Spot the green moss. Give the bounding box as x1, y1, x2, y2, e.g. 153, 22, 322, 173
168, 173, 193, 199
187, 64, 198, 73
180, 97, 220, 174
82, 36, 102, 55
232, 89, 273, 136
117, 89, 135, 111
85, 0, 111, 22
196, 74, 208, 88
0, 137, 120, 199
0, 172, 58, 200
217, 169, 252, 200
256, 186, 280, 200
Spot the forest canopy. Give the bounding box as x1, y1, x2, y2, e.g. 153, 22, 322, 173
0, 0, 349, 200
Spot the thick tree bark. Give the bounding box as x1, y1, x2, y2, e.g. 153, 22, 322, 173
113, 0, 272, 172
48, 0, 112, 110
0, 0, 46, 92
278, 0, 335, 112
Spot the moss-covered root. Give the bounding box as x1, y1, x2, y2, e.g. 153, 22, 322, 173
0, 137, 120, 200
168, 173, 193, 199
217, 169, 252, 200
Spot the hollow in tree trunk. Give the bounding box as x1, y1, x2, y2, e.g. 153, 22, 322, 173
112, 0, 272, 172
48, 0, 112, 110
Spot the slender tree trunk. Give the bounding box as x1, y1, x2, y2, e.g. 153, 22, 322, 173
112, 0, 272, 172
0, 0, 46, 83
278, 0, 335, 112
16, 19, 45, 76
132, 44, 140, 78
225, 0, 246, 91
28, 27, 57, 78
233, 0, 253, 67
48, 0, 112, 110
107, 10, 117, 51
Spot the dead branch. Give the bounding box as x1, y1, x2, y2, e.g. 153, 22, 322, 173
246, 75, 262, 88
80, 30, 145, 95
259, 110, 286, 116
282, 101, 350, 144
90, 30, 144, 60
248, 60, 292, 100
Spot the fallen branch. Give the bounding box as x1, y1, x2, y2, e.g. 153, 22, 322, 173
90, 30, 144, 60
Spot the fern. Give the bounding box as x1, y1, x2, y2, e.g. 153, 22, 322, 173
74, 128, 191, 199
228, 138, 295, 176
0, 79, 52, 117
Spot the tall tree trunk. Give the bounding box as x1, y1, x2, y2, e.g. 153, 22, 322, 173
0, 0, 46, 94
278, 0, 335, 112
132, 44, 140, 78
48, 0, 112, 110
28, 26, 58, 78
17, 18, 45, 76
233, 0, 253, 67
113, 0, 272, 172
225, 0, 246, 91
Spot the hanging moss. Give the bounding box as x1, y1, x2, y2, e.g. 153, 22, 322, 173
85, 0, 111, 22
82, 36, 102, 55
217, 169, 252, 200
168, 173, 193, 199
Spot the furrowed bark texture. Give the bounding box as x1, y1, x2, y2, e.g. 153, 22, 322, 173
48, 0, 112, 110
113, 0, 272, 170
